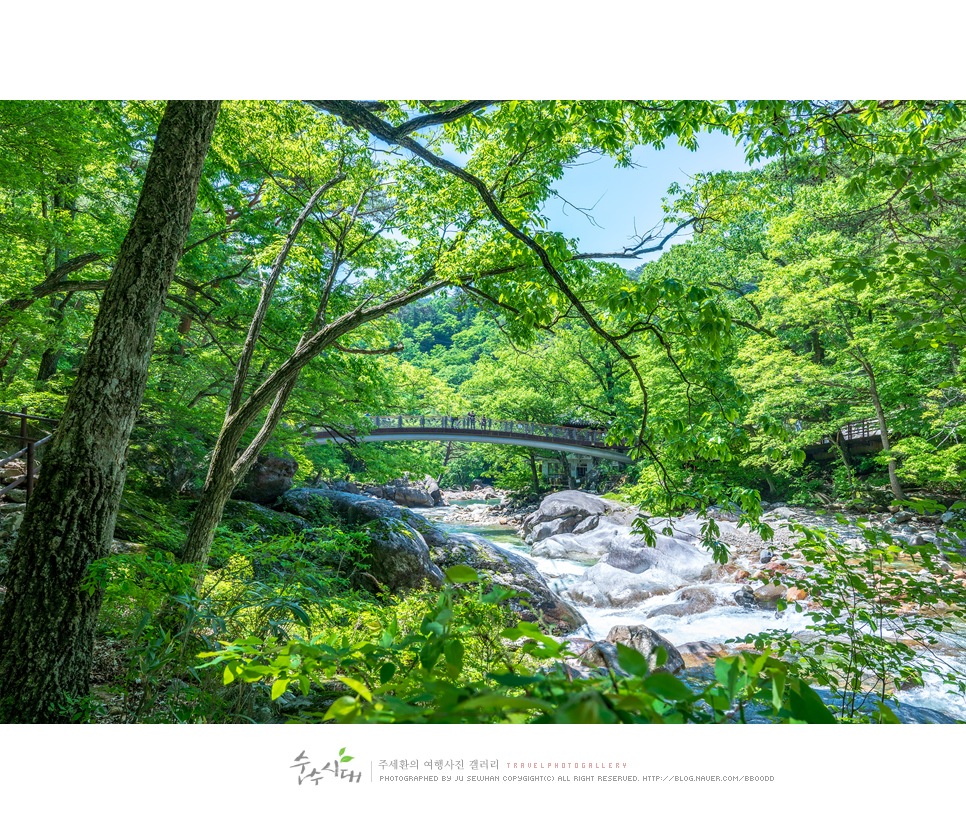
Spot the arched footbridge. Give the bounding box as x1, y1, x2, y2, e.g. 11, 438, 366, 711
310, 415, 634, 463
310, 414, 890, 466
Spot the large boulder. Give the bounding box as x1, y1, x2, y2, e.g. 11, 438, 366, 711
279, 487, 447, 544
437, 532, 587, 634
360, 476, 441, 508
533, 517, 714, 581
577, 641, 629, 676
423, 475, 443, 505
523, 490, 640, 543
606, 624, 685, 675
563, 562, 683, 607
646, 585, 736, 619
531, 516, 580, 542
524, 490, 614, 529
278, 488, 446, 593
366, 517, 444, 592
531, 519, 628, 563
280, 487, 403, 525
231, 453, 298, 504
389, 483, 435, 508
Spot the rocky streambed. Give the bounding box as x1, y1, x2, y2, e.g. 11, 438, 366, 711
419, 491, 966, 723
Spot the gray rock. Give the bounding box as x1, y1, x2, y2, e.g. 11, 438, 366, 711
529, 515, 580, 542
279, 488, 445, 593
563, 562, 682, 608
892, 511, 915, 524
329, 480, 361, 495
534, 518, 716, 583
401, 510, 449, 548
572, 514, 600, 534
390, 485, 435, 508
524, 490, 613, 530
366, 517, 444, 592
578, 641, 630, 676
606, 624, 685, 675
423, 475, 443, 505
753, 583, 787, 607
734, 585, 757, 608
646, 586, 730, 618
759, 549, 773, 564
439, 532, 587, 633
280, 488, 403, 525
231, 453, 299, 504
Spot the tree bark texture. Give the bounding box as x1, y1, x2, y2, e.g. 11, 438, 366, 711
0, 100, 220, 722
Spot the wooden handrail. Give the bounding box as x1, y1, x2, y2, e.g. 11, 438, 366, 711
0, 408, 58, 503
0, 409, 59, 425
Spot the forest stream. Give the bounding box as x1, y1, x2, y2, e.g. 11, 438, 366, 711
419, 500, 966, 723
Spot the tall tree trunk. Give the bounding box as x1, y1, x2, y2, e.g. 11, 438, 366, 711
859, 357, 905, 501
557, 451, 575, 489
0, 101, 220, 723
528, 450, 541, 494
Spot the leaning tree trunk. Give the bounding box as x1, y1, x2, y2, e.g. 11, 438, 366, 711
0, 101, 220, 723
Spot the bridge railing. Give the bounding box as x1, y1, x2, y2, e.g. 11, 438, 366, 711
811, 418, 882, 446
365, 414, 613, 448
0, 408, 58, 503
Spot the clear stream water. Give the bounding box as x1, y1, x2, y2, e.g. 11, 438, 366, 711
418, 502, 966, 723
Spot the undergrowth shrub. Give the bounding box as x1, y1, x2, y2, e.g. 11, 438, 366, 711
199, 566, 840, 724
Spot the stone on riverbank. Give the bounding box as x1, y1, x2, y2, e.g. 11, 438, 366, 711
606, 624, 685, 675
366, 517, 444, 591
278, 487, 445, 592
231, 453, 299, 504
534, 517, 715, 582
437, 531, 587, 633
522, 490, 639, 544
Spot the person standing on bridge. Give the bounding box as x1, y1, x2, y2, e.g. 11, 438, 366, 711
480, 414, 487, 431
468, 410, 476, 428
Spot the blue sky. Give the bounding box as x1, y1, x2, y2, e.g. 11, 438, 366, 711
543, 130, 754, 264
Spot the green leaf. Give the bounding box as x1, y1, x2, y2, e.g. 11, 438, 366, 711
642, 673, 693, 701
443, 639, 464, 672
271, 678, 289, 700
615, 643, 649, 677
487, 672, 543, 688
324, 696, 359, 722
787, 679, 836, 723
334, 674, 372, 702
445, 565, 479, 583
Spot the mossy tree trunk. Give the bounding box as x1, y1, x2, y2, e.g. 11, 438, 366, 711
0, 100, 220, 723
